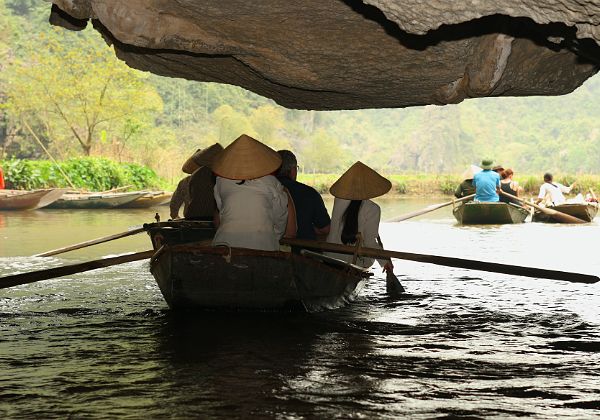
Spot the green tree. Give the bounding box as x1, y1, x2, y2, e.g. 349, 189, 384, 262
4, 28, 163, 156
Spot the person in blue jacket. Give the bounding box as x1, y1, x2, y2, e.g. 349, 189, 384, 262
473, 159, 501, 202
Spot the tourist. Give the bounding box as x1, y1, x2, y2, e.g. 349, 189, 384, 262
454, 164, 481, 199
277, 150, 330, 241
170, 143, 224, 220
211, 134, 296, 251
535, 172, 577, 206
499, 168, 523, 204
325, 161, 393, 272
492, 164, 505, 174
472, 159, 501, 202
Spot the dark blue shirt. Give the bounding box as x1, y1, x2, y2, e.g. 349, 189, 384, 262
278, 176, 330, 240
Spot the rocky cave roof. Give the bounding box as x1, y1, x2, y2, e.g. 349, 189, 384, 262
49, 0, 600, 110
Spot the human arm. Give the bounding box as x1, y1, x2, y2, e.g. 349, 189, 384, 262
169, 178, 187, 219
312, 190, 331, 238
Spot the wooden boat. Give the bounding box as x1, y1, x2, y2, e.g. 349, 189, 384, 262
119, 191, 173, 208
45, 191, 145, 209
532, 202, 598, 223
0, 189, 66, 210
144, 221, 371, 312
453, 201, 529, 225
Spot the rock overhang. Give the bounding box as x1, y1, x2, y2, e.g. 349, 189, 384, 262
48, 0, 600, 110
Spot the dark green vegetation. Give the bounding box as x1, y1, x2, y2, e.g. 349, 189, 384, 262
1, 1, 599, 182
1, 158, 162, 191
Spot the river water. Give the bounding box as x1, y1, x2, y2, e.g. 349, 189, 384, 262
1, 198, 599, 418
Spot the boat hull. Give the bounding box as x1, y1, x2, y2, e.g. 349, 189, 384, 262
119, 192, 173, 208
46, 192, 144, 209
453, 201, 529, 225
532, 203, 598, 223
149, 245, 369, 312
0, 189, 65, 210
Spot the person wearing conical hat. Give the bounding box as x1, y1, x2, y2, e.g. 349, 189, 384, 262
211, 134, 296, 251
325, 161, 393, 271
473, 159, 501, 202
170, 143, 223, 220
454, 164, 482, 199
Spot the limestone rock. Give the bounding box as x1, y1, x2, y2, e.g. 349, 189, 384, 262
48, 0, 600, 110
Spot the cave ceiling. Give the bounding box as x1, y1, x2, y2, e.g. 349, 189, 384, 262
49, 0, 600, 110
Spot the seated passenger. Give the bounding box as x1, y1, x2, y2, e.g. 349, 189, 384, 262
277, 150, 330, 241
326, 161, 393, 272
535, 172, 576, 206
499, 168, 523, 204
211, 134, 296, 251
170, 143, 223, 220
454, 165, 482, 199
473, 159, 501, 202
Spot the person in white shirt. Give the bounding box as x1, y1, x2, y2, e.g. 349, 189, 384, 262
326, 161, 393, 272
211, 134, 296, 251
535, 172, 576, 206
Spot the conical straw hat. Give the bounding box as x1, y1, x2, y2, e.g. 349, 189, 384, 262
182, 143, 224, 174
211, 134, 282, 180
330, 161, 392, 200
461, 164, 482, 180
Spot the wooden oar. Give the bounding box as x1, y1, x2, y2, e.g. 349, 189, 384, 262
0, 250, 155, 290
376, 235, 405, 296
281, 238, 599, 284
35, 227, 146, 257
499, 191, 586, 223
387, 194, 475, 222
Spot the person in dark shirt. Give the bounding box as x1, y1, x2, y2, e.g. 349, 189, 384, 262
454, 165, 481, 199
277, 150, 330, 240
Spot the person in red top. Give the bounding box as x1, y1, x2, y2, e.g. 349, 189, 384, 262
0, 164, 5, 189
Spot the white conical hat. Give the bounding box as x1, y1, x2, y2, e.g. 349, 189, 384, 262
211, 134, 282, 180
182, 143, 224, 174
330, 161, 391, 200
461, 165, 482, 180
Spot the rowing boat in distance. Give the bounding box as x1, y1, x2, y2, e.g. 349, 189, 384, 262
45, 191, 145, 209
143, 221, 371, 312
453, 201, 530, 225
532, 202, 598, 223
119, 191, 173, 208
0, 189, 66, 211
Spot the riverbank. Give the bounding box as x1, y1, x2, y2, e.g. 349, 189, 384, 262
299, 173, 600, 196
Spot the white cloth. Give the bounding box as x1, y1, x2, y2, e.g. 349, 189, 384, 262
325, 198, 386, 268
538, 182, 572, 206
213, 175, 288, 251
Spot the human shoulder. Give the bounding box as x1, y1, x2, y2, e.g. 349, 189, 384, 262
362, 199, 381, 215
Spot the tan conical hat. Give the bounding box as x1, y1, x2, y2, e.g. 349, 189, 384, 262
211, 134, 282, 180
182, 143, 224, 174
461, 164, 482, 180
330, 161, 391, 200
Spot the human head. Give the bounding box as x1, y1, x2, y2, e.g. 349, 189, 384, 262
480, 159, 494, 170
277, 150, 298, 180
544, 172, 553, 182
211, 134, 282, 180
501, 168, 514, 180
181, 143, 224, 174
492, 165, 505, 173
330, 161, 391, 200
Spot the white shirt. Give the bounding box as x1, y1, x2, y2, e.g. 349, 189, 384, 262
213, 175, 288, 251
326, 198, 385, 268
538, 182, 572, 206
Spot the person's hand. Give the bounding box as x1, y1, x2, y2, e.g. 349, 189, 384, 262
383, 261, 394, 273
